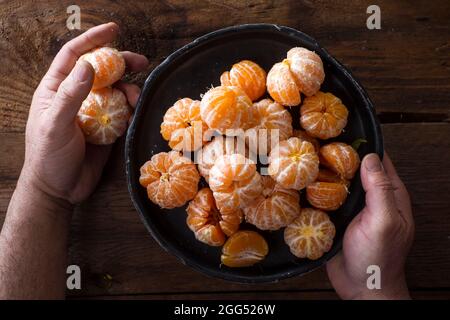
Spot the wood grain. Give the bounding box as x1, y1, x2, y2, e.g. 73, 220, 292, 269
0, 124, 449, 297
1, 0, 449, 134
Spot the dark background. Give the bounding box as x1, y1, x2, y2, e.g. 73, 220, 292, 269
0, 0, 449, 299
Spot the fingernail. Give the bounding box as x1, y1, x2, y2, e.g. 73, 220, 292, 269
364, 153, 382, 172
72, 62, 92, 82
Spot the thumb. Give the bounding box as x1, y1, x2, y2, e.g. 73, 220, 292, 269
360, 153, 398, 224
49, 60, 94, 125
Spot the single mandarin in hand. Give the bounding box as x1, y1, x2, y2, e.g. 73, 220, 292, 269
200, 85, 252, 134
77, 87, 130, 145
306, 181, 348, 211
284, 208, 335, 260
300, 92, 348, 139
268, 137, 319, 190
139, 151, 200, 209
244, 176, 300, 231
245, 99, 293, 155
209, 154, 263, 213
292, 129, 320, 152
79, 47, 125, 89
197, 136, 248, 183
160, 98, 209, 151
220, 60, 266, 101
187, 188, 243, 246
221, 230, 269, 267
320, 142, 360, 180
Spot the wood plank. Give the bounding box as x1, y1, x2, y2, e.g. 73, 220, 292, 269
0, 123, 449, 296
1, 0, 449, 133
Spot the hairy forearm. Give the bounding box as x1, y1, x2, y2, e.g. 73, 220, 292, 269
0, 172, 72, 299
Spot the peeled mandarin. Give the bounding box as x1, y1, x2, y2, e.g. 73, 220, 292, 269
316, 168, 350, 187
306, 181, 348, 211
160, 98, 209, 151
245, 99, 293, 155
186, 188, 243, 246
292, 129, 320, 152
244, 176, 300, 231
139, 151, 200, 209
320, 142, 360, 180
79, 47, 125, 89
200, 85, 252, 134
284, 208, 335, 260
300, 92, 348, 139
220, 60, 267, 101
268, 137, 319, 190
221, 230, 269, 267
77, 87, 130, 145
209, 154, 263, 213
266, 60, 301, 107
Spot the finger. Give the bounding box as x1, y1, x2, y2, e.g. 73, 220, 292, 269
42, 22, 119, 92
121, 51, 149, 72
115, 82, 141, 108
48, 61, 94, 125
360, 153, 398, 223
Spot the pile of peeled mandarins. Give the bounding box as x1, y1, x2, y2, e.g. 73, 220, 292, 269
139, 47, 361, 267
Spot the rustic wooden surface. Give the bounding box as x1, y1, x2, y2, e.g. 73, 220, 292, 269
0, 0, 449, 299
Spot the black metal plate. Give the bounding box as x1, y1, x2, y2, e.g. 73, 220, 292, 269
125, 24, 383, 283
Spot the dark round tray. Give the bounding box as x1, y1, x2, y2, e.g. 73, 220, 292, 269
125, 24, 383, 283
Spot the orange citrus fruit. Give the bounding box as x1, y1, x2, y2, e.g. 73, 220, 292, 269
79, 47, 125, 90
160, 98, 209, 151
220, 60, 266, 101
284, 208, 335, 260
139, 151, 200, 209
77, 87, 131, 145
244, 176, 300, 230
292, 129, 320, 152
316, 168, 350, 187
268, 137, 319, 190
300, 92, 348, 139
245, 99, 293, 155
200, 85, 252, 133
320, 142, 360, 180
221, 230, 269, 267
266, 60, 301, 107
196, 136, 249, 183
209, 154, 263, 213
186, 188, 243, 246
306, 181, 348, 211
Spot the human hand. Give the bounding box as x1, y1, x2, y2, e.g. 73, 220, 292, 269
21, 22, 148, 205
326, 152, 415, 299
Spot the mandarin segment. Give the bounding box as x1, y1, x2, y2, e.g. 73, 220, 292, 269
187, 188, 243, 246
244, 176, 300, 230
268, 137, 319, 190
221, 60, 267, 101
245, 99, 293, 155
200, 85, 252, 133
221, 231, 269, 267
139, 151, 200, 209
300, 92, 348, 139
79, 47, 125, 89
306, 181, 348, 211
77, 87, 131, 145
320, 142, 360, 180
160, 98, 209, 151
292, 129, 320, 152
209, 154, 263, 213
284, 208, 335, 260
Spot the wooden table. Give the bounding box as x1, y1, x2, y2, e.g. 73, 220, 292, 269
1, 0, 449, 300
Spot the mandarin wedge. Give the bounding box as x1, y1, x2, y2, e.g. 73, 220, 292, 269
268, 137, 319, 190
187, 188, 243, 246
209, 154, 263, 213
220, 60, 266, 101
79, 47, 125, 89
221, 231, 269, 267
160, 98, 209, 151
244, 176, 300, 231
320, 142, 360, 180
139, 151, 200, 209
284, 208, 335, 260
300, 92, 348, 139
77, 87, 130, 145
200, 85, 252, 134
